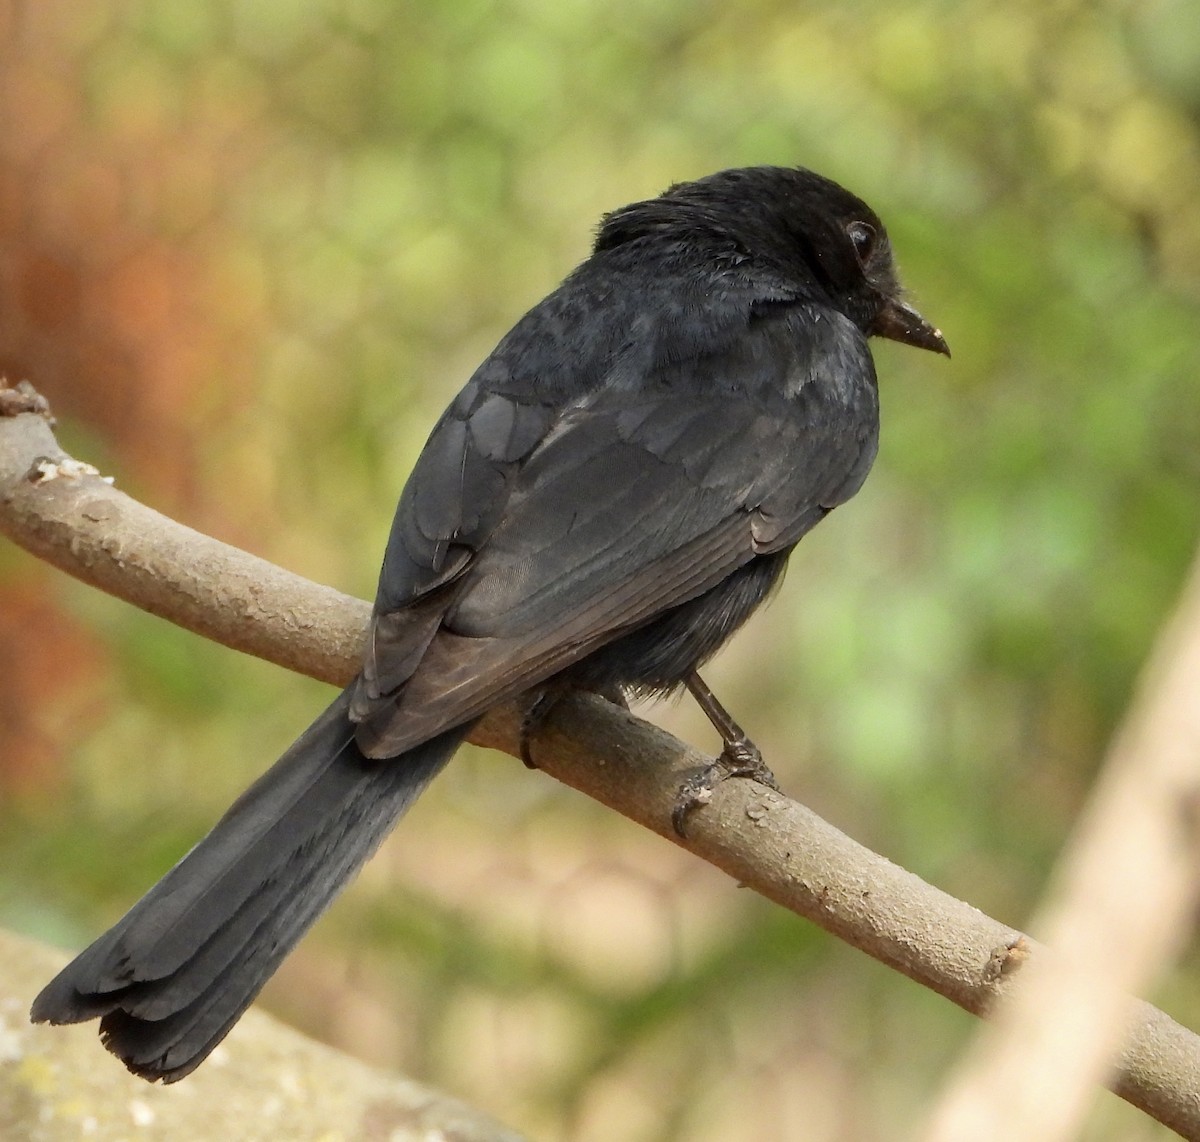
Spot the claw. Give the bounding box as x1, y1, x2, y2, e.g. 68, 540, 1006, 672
671, 742, 780, 837
520, 685, 629, 769
519, 689, 555, 769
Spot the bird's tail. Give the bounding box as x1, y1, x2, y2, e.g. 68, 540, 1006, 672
30, 686, 465, 1082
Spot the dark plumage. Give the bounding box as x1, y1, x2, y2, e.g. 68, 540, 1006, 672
31, 165, 947, 1081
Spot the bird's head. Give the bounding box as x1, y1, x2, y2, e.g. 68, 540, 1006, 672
598, 165, 949, 358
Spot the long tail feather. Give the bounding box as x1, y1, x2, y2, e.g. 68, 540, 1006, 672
31, 686, 464, 1081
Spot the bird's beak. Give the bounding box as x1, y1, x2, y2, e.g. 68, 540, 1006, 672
872, 297, 950, 357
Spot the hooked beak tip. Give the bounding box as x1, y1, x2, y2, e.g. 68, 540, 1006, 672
873, 298, 950, 358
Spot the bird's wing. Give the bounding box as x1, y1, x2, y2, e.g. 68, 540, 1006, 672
353, 305, 878, 755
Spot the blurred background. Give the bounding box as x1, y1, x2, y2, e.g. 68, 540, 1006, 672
1, 0, 1198, 1138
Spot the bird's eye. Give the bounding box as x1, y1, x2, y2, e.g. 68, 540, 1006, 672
846, 221, 876, 261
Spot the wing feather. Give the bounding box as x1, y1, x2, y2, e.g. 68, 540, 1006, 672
353, 302, 879, 752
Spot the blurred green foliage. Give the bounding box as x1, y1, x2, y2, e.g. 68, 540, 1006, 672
1, 0, 1198, 1138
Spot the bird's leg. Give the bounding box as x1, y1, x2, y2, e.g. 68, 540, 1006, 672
685, 672, 769, 772
519, 684, 630, 770
673, 672, 780, 836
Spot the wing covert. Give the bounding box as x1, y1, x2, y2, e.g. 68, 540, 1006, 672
354, 300, 880, 749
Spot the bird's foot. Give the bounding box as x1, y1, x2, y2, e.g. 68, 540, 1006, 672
519, 685, 629, 769
671, 737, 779, 837
519, 689, 555, 769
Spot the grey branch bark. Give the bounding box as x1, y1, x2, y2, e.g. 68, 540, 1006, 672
2, 398, 1198, 1138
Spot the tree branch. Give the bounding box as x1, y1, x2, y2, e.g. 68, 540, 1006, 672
924, 545, 1200, 1141
2, 396, 1198, 1138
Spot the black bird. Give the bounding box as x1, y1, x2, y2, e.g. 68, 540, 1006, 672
31, 165, 948, 1081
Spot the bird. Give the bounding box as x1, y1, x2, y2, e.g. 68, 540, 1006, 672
31, 164, 948, 1082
